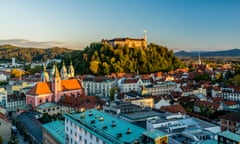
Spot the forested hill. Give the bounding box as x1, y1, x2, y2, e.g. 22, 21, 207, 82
63, 42, 185, 75
0, 44, 72, 62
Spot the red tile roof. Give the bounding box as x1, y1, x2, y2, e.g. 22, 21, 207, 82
61, 79, 82, 91
160, 104, 186, 114
195, 100, 220, 110
27, 82, 52, 95
27, 79, 82, 95
212, 97, 224, 102
224, 100, 237, 106
124, 78, 139, 84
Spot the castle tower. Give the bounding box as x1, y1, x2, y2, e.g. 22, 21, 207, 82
41, 65, 49, 82
52, 66, 61, 102
61, 61, 68, 79
68, 61, 75, 78
143, 30, 147, 47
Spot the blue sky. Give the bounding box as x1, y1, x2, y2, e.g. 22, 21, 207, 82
0, 0, 240, 51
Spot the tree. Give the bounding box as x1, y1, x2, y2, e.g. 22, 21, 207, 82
90, 60, 100, 74
232, 74, 240, 85
0, 136, 3, 144
11, 69, 24, 78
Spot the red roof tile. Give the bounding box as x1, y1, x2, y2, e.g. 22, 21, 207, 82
27, 82, 52, 95
224, 100, 237, 106
160, 104, 186, 114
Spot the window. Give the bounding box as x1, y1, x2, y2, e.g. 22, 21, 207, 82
96, 137, 99, 143
90, 133, 92, 139
79, 136, 81, 141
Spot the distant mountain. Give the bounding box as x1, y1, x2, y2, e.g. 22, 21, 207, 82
175, 48, 240, 57
0, 44, 72, 62
0, 39, 67, 48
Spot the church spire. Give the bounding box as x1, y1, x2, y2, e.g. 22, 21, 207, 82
61, 61, 68, 79
54, 65, 60, 78
68, 61, 75, 78
41, 64, 49, 82
198, 52, 202, 65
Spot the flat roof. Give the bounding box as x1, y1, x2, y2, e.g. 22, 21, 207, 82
120, 111, 161, 121
37, 102, 58, 109
64, 109, 145, 144
218, 131, 240, 142
143, 129, 166, 139
42, 121, 65, 144
200, 139, 218, 144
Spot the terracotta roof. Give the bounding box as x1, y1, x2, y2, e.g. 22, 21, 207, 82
212, 97, 224, 102
160, 104, 186, 114
124, 78, 139, 84
224, 100, 237, 106
61, 79, 82, 91
220, 113, 240, 123
59, 95, 105, 109
195, 100, 220, 110
27, 82, 52, 95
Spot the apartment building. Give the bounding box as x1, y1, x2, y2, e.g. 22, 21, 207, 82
83, 76, 117, 98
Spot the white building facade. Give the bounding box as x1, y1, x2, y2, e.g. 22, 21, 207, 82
83, 76, 117, 98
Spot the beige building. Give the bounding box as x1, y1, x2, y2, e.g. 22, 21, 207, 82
102, 35, 147, 48
131, 98, 154, 109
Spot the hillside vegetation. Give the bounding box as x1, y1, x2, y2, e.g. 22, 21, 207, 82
63, 42, 184, 75
0, 44, 72, 62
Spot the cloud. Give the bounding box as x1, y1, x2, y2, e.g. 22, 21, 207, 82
0, 39, 67, 48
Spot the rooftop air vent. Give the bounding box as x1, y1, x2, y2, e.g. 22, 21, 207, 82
102, 126, 107, 130
117, 133, 122, 138
111, 120, 116, 127
90, 120, 95, 124
99, 116, 104, 121
80, 114, 85, 119
126, 128, 131, 135
89, 111, 93, 116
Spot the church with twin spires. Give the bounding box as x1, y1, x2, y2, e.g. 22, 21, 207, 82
26, 62, 85, 107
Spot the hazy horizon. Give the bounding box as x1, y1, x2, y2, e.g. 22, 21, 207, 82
1, 0, 240, 51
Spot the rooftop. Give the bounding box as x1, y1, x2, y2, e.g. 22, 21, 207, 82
42, 121, 65, 144
64, 109, 145, 144
218, 130, 240, 142
17, 112, 42, 143
199, 139, 218, 144
120, 111, 161, 121
37, 102, 57, 109
143, 129, 166, 139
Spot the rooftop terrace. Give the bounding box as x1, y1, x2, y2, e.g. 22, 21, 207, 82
218, 130, 240, 142
42, 121, 65, 144
64, 109, 146, 144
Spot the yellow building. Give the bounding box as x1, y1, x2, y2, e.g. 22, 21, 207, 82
11, 81, 33, 93
143, 129, 168, 144
102, 36, 147, 48
131, 98, 154, 109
